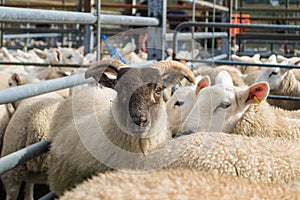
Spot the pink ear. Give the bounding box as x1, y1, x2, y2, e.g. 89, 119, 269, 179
246, 82, 269, 104
195, 76, 210, 96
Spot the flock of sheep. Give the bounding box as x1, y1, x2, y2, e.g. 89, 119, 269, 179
0, 43, 300, 200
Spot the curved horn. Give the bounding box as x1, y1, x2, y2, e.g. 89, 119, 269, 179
152, 60, 195, 84
85, 59, 127, 81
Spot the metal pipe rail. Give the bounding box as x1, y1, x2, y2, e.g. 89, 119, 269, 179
0, 73, 94, 105
0, 62, 88, 68
172, 22, 300, 60
0, 6, 159, 26
0, 61, 157, 105
3, 33, 62, 39
268, 95, 300, 101
187, 59, 300, 69
165, 32, 227, 41
0, 141, 50, 175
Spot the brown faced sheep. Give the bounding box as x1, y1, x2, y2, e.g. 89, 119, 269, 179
47, 59, 196, 196
60, 168, 300, 200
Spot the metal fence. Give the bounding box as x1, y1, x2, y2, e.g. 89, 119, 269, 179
0, 3, 160, 199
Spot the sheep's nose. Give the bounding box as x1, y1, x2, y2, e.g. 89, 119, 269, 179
132, 115, 149, 127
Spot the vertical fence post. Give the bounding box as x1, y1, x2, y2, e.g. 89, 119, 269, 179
147, 0, 166, 61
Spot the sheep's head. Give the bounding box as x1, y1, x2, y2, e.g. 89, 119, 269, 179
166, 75, 211, 134
181, 71, 270, 133
255, 55, 300, 91
256, 56, 300, 91
85, 59, 195, 138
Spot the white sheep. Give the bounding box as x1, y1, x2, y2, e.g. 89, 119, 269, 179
47, 59, 196, 196
116, 42, 147, 64
192, 65, 246, 87
166, 75, 211, 134
169, 70, 300, 140
1, 86, 63, 200
255, 56, 300, 110
231, 53, 262, 75
168, 131, 300, 185
60, 168, 300, 200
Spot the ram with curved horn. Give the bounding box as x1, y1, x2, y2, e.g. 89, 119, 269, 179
48, 59, 195, 196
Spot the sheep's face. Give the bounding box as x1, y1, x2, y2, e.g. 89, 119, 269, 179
180, 71, 269, 134
166, 75, 210, 134
166, 86, 196, 133
255, 67, 288, 91
114, 67, 166, 138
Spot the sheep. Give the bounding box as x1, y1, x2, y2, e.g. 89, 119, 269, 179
0, 104, 13, 151
168, 131, 300, 186
170, 70, 300, 140
255, 57, 300, 110
231, 53, 261, 75
116, 42, 147, 64
1, 89, 63, 200
192, 65, 246, 87
166, 75, 211, 134
60, 168, 300, 200
47, 59, 196, 196
33, 47, 83, 80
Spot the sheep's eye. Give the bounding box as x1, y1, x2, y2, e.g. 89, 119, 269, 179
155, 87, 163, 94
269, 71, 278, 78
67, 55, 73, 59
174, 101, 184, 107
8, 83, 12, 86
219, 102, 231, 109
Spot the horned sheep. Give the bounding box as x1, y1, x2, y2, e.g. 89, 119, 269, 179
47, 59, 196, 196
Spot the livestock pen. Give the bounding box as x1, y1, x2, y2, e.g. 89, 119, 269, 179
0, 0, 300, 199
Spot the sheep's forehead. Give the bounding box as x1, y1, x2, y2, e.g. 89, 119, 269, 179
172, 86, 194, 100
116, 68, 162, 97
201, 84, 236, 104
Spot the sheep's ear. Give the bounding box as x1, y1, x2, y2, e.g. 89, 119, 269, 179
268, 54, 277, 64
77, 46, 84, 55
36, 66, 51, 80
11, 73, 23, 86
239, 82, 269, 106
195, 75, 210, 96
215, 71, 233, 87
33, 48, 47, 59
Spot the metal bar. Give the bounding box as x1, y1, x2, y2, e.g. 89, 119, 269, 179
237, 7, 300, 12
0, 62, 88, 68
184, 0, 229, 12
91, 14, 160, 26
187, 59, 300, 69
0, 6, 96, 24
165, 32, 227, 41
0, 6, 159, 26
0, 61, 156, 104
268, 95, 300, 101
0, 141, 50, 175
3, 33, 61, 39
0, 73, 94, 105
39, 192, 56, 200
174, 22, 300, 31
96, 0, 101, 61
